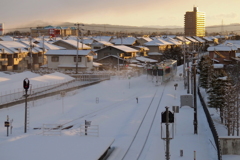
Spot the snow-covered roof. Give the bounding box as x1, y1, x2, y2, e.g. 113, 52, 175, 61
137, 37, 153, 42
192, 36, 205, 43
160, 37, 182, 45
136, 56, 158, 63
55, 40, 91, 50
0, 36, 14, 41
202, 37, 214, 42
112, 45, 138, 52
186, 37, 198, 43
0, 41, 30, 53
207, 45, 238, 51
92, 36, 112, 42
94, 40, 113, 46
111, 37, 137, 45
45, 50, 95, 56
144, 38, 172, 46
175, 36, 190, 43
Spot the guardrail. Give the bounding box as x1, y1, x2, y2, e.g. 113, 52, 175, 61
0, 74, 110, 109
198, 87, 222, 160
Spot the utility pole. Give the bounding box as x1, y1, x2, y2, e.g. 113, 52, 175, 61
237, 60, 239, 136
75, 23, 80, 74
29, 29, 33, 72
74, 23, 84, 74
192, 64, 198, 134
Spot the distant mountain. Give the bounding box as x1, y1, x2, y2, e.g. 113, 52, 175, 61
12, 21, 240, 35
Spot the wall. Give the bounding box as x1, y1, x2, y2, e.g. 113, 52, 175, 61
220, 137, 240, 155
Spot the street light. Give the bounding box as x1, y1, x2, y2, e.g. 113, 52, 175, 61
74, 23, 84, 74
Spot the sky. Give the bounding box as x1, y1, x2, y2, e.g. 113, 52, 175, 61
0, 65, 239, 159
1, 0, 240, 31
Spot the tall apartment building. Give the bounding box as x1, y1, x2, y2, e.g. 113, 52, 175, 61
184, 7, 205, 37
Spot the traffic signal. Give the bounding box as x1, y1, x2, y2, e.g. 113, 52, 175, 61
23, 78, 30, 90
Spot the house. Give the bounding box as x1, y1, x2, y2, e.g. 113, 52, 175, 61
91, 40, 113, 50
95, 55, 126, 70
143, 38, 173, 53
95, 45, 139, 60
52, 39, 91, 50
136, 37, 153, 46
0, 41, 45, 71
207, 45, 237, 65
45, 50, 96, 72
110, 37, 139, 46
129, 46, 149, 57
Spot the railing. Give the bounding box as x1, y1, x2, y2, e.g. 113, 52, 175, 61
42, 124, 62, 136
198, 87, 222, 160
0, 74, 111, 109
80, 124, 99, 137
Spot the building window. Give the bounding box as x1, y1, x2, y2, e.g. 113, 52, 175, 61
74, 56, 81, 62
51, 56, 59, 62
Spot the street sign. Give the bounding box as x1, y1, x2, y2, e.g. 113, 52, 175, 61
4, 121, 10, 127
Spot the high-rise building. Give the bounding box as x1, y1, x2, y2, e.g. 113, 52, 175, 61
184, 7, 205, 37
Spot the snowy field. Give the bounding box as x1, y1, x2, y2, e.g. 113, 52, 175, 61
0, 67, 238, 160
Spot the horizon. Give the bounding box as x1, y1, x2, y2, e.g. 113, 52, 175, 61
1, 0, 240, 33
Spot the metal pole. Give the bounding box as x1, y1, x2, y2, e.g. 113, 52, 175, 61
75, 23, 80, 74
24, 90, 27, 133
165, 106, 170, 160
187, 55, 190, 94
193, 64, 198, 134
237, 61, 239, 136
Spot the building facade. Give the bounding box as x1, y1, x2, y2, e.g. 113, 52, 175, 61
184, 7, 205, 37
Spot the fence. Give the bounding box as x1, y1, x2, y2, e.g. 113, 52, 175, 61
198, 87, 222, 160
0, 74, 110, 109
80, 124, 99, 137
42, 124, 62, 136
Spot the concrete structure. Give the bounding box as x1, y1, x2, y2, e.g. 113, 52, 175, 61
45, 50, 95, 72
220, 137, 240, 155
184, 7, 205, 37
0, 23, 4, 36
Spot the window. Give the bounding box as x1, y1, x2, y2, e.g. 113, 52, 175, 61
51, 56, 59, 62
74, 56, 81, 62
14, 53, 18, 58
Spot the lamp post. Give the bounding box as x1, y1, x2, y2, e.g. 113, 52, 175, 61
74, 23, 84, 74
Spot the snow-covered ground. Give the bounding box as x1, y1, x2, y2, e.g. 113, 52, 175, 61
0, 67, 237, 160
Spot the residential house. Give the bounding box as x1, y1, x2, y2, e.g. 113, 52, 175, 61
45, 50, 96, 72
95, 55, 126, 70
136, 37, 153, 46
143, 38, 173, 53
95, 45, 138, 60
110, 37, 139, 46
207, 45, 237, 65
0, 41, 46, 71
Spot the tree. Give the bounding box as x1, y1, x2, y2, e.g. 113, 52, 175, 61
223, 82, 237, 136
199, 56, 213, 89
